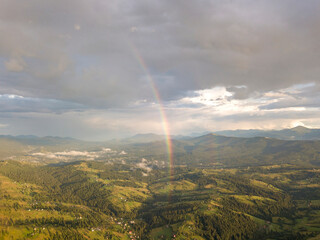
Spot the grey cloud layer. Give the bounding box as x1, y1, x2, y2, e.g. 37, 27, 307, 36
0, 94, 86, 113
1, 0, 320, 138
1, 0, 320, 107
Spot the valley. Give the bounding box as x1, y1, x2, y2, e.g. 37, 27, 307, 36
1, 131, 320, 239
0, 159, 319, 239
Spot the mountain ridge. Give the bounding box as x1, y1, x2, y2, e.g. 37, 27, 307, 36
214, 126, 320, 140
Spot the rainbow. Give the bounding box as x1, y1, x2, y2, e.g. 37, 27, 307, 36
129, 43, 174, 198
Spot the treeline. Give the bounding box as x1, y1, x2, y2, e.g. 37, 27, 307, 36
142, 202, 199, 227
194, 210, 257, 240
0, 160, 319, 239
0, 161, 115, 216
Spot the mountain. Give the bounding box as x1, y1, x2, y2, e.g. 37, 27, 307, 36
122, 133, 320, 167
123, 126, 320, 145
214, 126, 320, 140
0, 134, 320, 239
183, 133, 320, 166
0, 135, 100, 159
0, 135, 80, 146
0, 160, 318, 239
188, 131, 211, 137
121, 133, 167, 143
120, 133, 190, 144
2, 131, 320, 167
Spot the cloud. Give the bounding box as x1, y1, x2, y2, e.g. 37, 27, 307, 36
5, 57, 25, 72
31, 150, 99, 160
0, 94, 86, 113
259, 83, 320, 110
31, 147, 120, 160
1, 1, 320, 137
130, 26, 138, 32
0, 0, 320, 108
74, 24, 81, 31
136, 158, 152, 172
0, 83, 320, 140
226, 86, 252, 100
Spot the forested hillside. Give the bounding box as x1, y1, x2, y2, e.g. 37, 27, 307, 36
2, 133, 320, 167
122, 134, 320, 167
0, 160, 319, 239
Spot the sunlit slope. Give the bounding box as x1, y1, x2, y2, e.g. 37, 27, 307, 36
0, 161, 149, 239
124, 134, 320, 166
0, 160, 319, 239
215, 126, 320, 140
186, 134, 320, 166
2, 133, 320, 166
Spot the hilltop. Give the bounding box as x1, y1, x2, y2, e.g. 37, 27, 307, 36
2, 131, 320, 167
214, 126, 320, 140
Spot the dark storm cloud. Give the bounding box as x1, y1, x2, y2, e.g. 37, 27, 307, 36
1, 0, 320, 108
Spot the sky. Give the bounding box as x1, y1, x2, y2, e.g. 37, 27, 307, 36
1, 0, 320, 140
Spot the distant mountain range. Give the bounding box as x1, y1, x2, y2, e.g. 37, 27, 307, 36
214, 126, 320, 140
0, 135, 99, 159
119, 133, 190, 143
122, 126, 320, 143
121, 133, 320, 167
2, 126, 320, 167
0, 135, 79, 145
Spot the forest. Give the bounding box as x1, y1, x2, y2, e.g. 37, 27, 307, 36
0, 160, 319, 239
